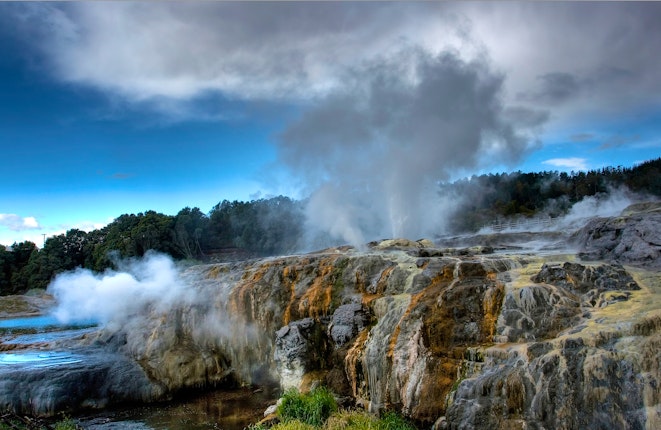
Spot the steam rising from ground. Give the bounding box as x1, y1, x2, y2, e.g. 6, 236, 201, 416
556, 187, 641, 230
47, 252, 271, 386
475, 187, 651, 236
278, 48, 540, 247
48, 252, 193, 325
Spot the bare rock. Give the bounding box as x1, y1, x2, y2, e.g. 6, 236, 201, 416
328, 303, 371, 348
573, 203, 661, 268
497, 284, 582, 342
532, 262, 640, 295
274, 318, 328, 389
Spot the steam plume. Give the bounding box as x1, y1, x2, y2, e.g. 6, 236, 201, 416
278, 48, 538, 246
48, 252, 193, 325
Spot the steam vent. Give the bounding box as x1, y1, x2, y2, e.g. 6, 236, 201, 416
1, 203, 660, 429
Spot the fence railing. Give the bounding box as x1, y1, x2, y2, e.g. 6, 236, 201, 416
485, 216, 559, 232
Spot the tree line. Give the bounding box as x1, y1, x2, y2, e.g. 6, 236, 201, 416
1, 158, 659, 295
1, 196, 304, 295
442, 157, 661, 232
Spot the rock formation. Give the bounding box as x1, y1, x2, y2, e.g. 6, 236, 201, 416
0, 203, 659, 428
574, 201, 661, 269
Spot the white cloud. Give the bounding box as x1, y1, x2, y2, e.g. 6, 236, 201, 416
22, 217, 39, 229
542, 157, 588, 171
7, 3, 656, 110
0, 214, 41, 231
0, 216, 111, 248
45, 219, 112, 242
4, 1, 660, 147
18, 2, 457, 102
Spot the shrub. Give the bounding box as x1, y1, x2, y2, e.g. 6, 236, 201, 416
277, 386, 338, 427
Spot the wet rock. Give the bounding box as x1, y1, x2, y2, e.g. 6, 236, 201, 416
0, 349, 159, 416
446, 331, 660, 430
372, 238, 435, 251
530, 261, 640, 314
418, 248, 444, 258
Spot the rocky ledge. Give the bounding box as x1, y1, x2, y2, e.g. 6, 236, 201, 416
0, 203, 659, 429
84, 244, 660, 428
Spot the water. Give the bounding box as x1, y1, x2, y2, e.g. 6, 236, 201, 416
1, 326, 98, 345
75, 387, 277, 430
0, 351, 84, 368
0, 314, 97, 331
0, 314, 276, 429
0, 314, 62, 329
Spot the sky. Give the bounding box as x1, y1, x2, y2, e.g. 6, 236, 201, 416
1, 1, 660, 247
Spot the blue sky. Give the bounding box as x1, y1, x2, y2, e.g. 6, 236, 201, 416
1, 2, 660, 246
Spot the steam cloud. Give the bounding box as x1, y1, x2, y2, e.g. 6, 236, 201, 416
47, 252, 270, 385
48, 252, 193, 325
557, 187, 645, 231
278, 48, 538, 246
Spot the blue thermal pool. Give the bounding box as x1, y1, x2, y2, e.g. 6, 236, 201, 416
0, 351, 84, 368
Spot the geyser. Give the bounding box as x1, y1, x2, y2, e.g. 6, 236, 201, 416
278, 46, 541, 247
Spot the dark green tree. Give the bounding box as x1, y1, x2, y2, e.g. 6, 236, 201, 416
0, 246, 13, 294
173, 207, 209, 260
8, 241, 39, 293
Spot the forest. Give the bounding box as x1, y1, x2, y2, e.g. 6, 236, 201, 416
1, 157, 660, 295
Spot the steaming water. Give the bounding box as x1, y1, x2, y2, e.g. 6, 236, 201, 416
0, 315, 97, 331
0, 351, 84, 368
0, 314, 96, 370
2, 327, 98, 345
0, 255, 275, 427
0, 315, 61, 329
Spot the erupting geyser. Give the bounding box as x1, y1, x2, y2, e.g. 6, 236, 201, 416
277, 48, 538, 247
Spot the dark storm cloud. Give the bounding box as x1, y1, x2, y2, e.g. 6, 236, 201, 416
503, 107, 550, 129
278, 48, 537, 245
518, 72, 581, 105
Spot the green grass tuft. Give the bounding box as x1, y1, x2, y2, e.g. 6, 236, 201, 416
267, 387, 415, 430
54, 416, 79, 430
376, 411, 416, 430
277, 386, 338, 427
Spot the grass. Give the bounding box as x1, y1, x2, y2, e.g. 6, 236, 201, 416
264, 410, 416, 430
53, 416, 79, 430
0, 412, 79, 430
277, 386, 338, 427
263, 386, 416, 430
376, 411, 417, 430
